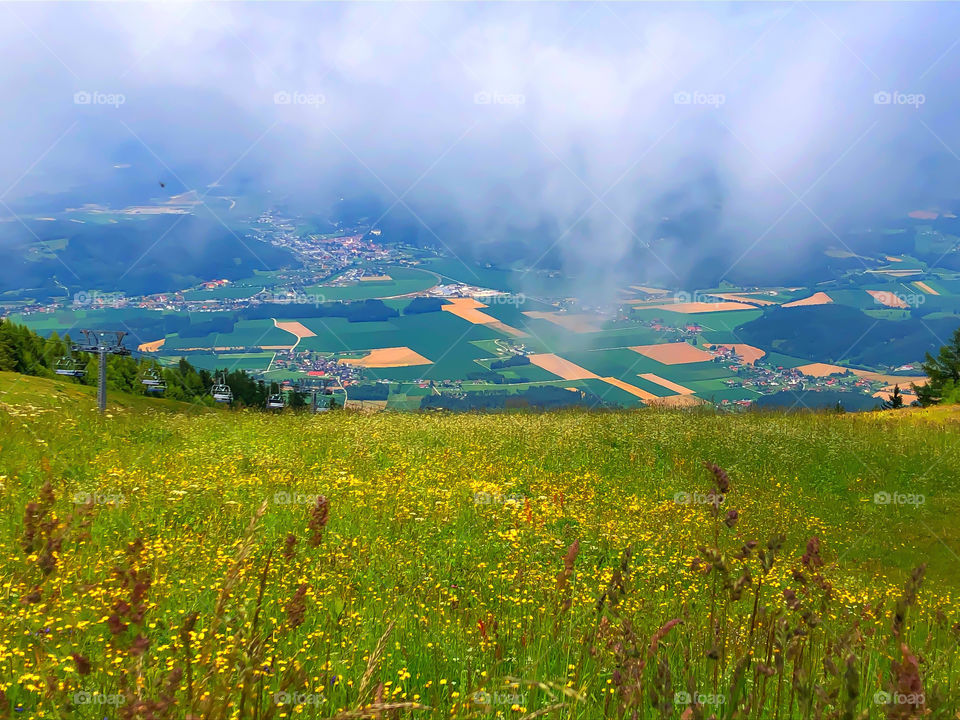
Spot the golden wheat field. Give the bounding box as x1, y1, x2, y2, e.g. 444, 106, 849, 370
1, 373, 959, 719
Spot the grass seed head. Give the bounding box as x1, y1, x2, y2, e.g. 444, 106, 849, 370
286, 583, 309, 628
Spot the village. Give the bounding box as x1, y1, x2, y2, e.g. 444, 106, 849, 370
4, 207, 931, 412
253, 211, 407, 284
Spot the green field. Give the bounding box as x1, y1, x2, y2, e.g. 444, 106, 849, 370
181, 271, 291, 300
24, 237, 69, 261
423, 258, 580, 297
304, 266, 438, 301
1, 372, 959, 718
9, 260, 960, 412
163, 318, 293, 350
295, 312, 502, 381
162, 351, 276, 372
562, 348, 658, 378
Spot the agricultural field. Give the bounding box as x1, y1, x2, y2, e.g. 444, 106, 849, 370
162, 319, 294, 351
304, 266, 438, 302
181, 271, 291, 301
423, 258, 578, 299
8, 240, 960, 411
166, 351, 277, 372
1, 372, 959, 718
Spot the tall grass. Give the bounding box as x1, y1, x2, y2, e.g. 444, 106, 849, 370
1, 377, 958, 718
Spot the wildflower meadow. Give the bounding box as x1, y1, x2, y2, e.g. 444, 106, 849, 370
1, 373, 958, 718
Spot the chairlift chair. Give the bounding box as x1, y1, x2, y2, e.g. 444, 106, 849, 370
211, 373, 233, 403
140, 366, 166, 392
266, 392, 286, 410
55, 356, 86, 377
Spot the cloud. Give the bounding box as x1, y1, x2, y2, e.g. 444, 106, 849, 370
2, 2, 960, 298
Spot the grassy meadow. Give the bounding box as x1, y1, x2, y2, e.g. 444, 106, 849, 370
1, 371, 959, 718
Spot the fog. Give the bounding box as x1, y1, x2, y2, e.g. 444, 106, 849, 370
2, 2, 959, 299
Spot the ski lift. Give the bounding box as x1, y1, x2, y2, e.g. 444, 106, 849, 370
211, 373, 233, 403
140, 366, 166, 392
266, 392, 286, 410
55, 355, 86, 377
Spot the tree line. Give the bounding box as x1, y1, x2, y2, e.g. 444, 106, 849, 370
0, 319, 291, 408
4, 317, 959, 411
915, 326, 960, 405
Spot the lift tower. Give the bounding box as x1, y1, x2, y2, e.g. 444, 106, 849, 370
72, 330, 130, 413
297, 376, 338, 413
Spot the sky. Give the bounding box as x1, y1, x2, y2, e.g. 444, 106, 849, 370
2, 2, 960, 296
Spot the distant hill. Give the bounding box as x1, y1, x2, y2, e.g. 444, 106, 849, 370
0, 213, 293, 300
739, 304, 958, 366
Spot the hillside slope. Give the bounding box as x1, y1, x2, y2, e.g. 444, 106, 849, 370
1, 371, 958, 718
0, 371, 210, 414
